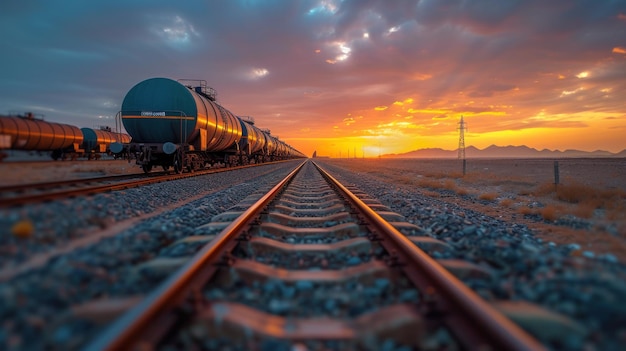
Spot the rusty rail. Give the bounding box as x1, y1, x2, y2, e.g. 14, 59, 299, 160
0, 161, 291, 207
313, 161, 546, 351
84, 161, 306, 351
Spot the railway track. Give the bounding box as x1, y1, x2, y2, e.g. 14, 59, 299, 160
0, 162, 281, 208
85, 160, 545, 350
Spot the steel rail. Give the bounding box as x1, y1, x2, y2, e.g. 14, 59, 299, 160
1, 177, 179, 207
0, 160, 294, 208
84, 160, 306, 351
313, 161, 546, 351
0, 173, 156, 194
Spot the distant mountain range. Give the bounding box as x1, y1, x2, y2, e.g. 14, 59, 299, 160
384, 145, 626, 158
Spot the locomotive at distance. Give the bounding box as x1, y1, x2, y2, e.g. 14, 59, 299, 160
0, 112, 130, 161
111, 77, 306, 173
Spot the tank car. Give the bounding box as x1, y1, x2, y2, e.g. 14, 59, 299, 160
0, 113, 132, 161
81, 126, 131, 159
116, 77, 304, 173
0, 112, 84, 160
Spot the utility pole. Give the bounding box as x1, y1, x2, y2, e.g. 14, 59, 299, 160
458, 115, 467, 176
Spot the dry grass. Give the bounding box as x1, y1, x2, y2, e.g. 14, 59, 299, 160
394, 175, 417, 186
319, 158, 626, 262
499, 198, 515, 208
463, 171, 533, 186
456, 187, 470, 196
359, 161, 626, 229
416, 177, 459, 191
517, 206, 535, 216
532, 180, 626, 220
478, 192, 498, 201
442, 179, 457, 190
422, 190, 441, 198
534, 182, 557, 196
606, 204, 626, 221
539, 205, 560, 221
415, 178, 439, 189
421, 171, 464, 180
573, 202, 596, 219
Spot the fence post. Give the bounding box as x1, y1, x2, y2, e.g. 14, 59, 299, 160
553, 160, 560, 191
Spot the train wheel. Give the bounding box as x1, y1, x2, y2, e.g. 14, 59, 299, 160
162, 165, 170, 171
142, 164, 152, 173
173, 150, 183, 174
51, 150, 62, 161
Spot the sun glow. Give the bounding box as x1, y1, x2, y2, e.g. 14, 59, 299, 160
576, 71, 589, 78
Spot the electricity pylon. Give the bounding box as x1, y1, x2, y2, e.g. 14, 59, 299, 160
458, 115, 466, 160
458, 115, 467, 175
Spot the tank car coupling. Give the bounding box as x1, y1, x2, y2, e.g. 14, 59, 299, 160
109, 142, 124, 154
163, 142, 178, 155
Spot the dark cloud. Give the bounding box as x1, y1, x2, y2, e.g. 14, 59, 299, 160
0, 0, 624, 151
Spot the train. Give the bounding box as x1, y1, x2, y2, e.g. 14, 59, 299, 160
0, 112, 131, 161
111, 77, 306, 173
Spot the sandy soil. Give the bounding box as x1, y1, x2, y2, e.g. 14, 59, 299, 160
2, 157, 626, 262
320, 158, 626, 262
0, 159, 144, 187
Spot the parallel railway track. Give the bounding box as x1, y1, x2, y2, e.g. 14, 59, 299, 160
86, 160, 545, 350
0, 162, 282, 208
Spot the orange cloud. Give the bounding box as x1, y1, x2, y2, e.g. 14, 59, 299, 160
374, 106, 388, 111
462, 111, 507, 117
407, 108, 451, 114
393, 98, 414, 106
412, 73, 432, 81
612, 47, 626, 54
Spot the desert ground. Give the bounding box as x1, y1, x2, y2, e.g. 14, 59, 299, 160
0, 158, 144, 187
1, 156, 625, 261
322, 157, 626, 262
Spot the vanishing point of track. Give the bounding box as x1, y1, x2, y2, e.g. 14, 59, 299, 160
86, 160, 545, 350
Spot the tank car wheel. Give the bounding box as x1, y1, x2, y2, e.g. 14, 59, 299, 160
51, 149, 62, 161
173, 150, 183, 174
174, 162, 182, 174
142, 164, 152, 173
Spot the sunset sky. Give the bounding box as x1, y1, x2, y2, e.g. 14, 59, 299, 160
1, 0, 625, 157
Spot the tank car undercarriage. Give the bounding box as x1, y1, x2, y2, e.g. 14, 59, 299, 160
131, 143, 271, 174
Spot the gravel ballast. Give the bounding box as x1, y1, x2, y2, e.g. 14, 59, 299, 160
316, 160, 626, 351
0, 161, 299, 350
2, 159, 625, 350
